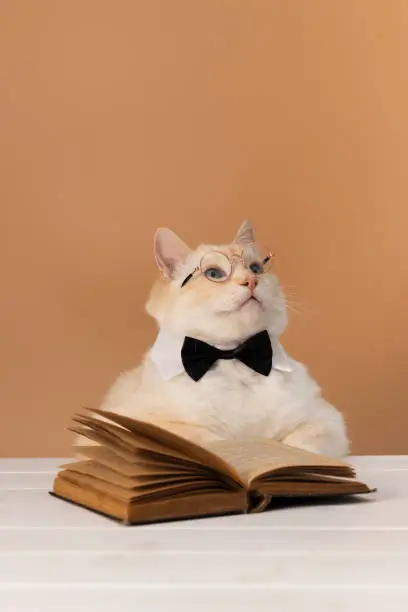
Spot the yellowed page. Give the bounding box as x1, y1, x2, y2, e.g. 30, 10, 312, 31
76, 446, 205, 477
206, 439, 354, 487
74, 414, 190, 459
85, 408, 242, 483
72, 409, 362, 494
59, 469, 232, 502
71, 425, 206, 473
256, 479, 372, 496
60, 460, 216, 490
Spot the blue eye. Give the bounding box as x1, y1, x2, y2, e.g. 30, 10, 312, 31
204, 267, 226, 281
249, 261, 264, 275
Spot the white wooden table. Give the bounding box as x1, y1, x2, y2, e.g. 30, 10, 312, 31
0, 457, 407, 612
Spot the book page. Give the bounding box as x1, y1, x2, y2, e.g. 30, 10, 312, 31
58, 469, 233, 502
71, 425, 205, 475
60, 460, 217, 490
75, 414, 193, 460
76, 446, 207, 478
205, 439, 354, 488
86, 409, 243, 484
75, 409, 356, 488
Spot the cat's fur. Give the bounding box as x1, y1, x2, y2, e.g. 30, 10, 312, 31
95, 221, 349, 458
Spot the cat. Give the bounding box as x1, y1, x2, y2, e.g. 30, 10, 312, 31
91, 221, 349, 458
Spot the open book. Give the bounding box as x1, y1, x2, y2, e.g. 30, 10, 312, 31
51, 408, 373, 525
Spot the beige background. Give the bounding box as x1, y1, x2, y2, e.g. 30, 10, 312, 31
1, 1, 408, 457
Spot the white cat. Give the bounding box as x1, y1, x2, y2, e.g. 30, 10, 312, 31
97, 221, 349, 458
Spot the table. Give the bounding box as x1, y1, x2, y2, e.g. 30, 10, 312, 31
0, 456, 407, 611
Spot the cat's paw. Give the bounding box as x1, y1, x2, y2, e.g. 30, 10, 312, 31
282, 421, 349, 459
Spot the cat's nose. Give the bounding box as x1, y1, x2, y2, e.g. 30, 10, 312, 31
241, 278, 258, 291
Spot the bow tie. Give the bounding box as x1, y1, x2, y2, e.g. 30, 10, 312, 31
181, 330, 273, 382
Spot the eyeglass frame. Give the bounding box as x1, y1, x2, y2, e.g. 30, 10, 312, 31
181, 248, 274, 287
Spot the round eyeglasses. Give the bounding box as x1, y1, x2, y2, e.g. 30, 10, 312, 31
181, 250, 274, 287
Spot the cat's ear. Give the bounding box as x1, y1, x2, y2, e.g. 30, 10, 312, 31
233, 220, 256, 246
154, 228, 191, 279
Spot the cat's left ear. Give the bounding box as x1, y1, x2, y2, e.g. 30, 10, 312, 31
233, 220, 256, 246
154, 227, 192, 279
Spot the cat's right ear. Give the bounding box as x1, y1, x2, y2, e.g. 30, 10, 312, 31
154, 228, 191, 279
233, 220, 256, 246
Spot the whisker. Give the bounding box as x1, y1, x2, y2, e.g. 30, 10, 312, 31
285, 298, 307, 306
281, 284, 298, 291
283, 291, 298, 298
272, 294, 319, 316
281, 285, 299, 298
285, 303, 303, 316
285, 299, 319, 316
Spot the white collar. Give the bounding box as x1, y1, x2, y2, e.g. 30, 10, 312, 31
149, 329, 293, 381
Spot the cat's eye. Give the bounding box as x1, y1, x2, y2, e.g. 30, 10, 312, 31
249, 261, 264, 275
204, 266, 227, 281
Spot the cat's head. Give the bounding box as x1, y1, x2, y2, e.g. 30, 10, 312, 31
146, 221, 287, 345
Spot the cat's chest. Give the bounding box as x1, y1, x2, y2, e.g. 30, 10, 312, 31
198, 361, 274, 393
174, 361, 294, 436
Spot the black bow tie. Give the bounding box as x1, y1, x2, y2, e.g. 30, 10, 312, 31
181, 330, 273, 382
